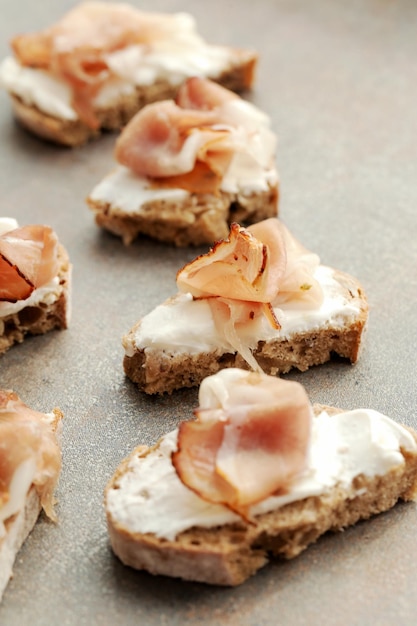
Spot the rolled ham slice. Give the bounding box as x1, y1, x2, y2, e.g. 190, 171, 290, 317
0, 390, 62, 524
0, 225, 59, 303
172, 370, 312, 519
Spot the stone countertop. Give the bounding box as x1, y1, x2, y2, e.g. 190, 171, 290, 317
0, 1, 416, 624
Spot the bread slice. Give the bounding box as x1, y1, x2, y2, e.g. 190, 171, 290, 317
0, 243, 71, 356
105, 403, 417, 586
7, 55, 256, 147
87, 73, 279, 247
1, 16, 257, 148
88, 167, 279, 246
0, 402, 62, 601
123, 267, 368, 394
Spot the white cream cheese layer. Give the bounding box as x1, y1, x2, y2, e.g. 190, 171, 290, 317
89, 163, 278, 215
0, 276, 63, 318
106, 405, 416, 541
123, 265, 361, 357
0, 57, 78, 121
0, 12, 240, 121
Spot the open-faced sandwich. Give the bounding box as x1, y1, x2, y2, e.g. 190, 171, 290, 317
105, 368, 417, 586
0, 2, 257, 146
88, 77, 278, 246
0, 217, 71, 356
122, 217, 368, 394
0, 390, 62, 601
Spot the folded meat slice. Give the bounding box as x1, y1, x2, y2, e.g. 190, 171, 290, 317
172, 370, 312, 519
176, 218, 323, 370
177, 220, 286, 302
248, 220, 323, 309
113, 75, 277, 194
0, 390, 62, 525
114, 100, 228, 178
10, 2, 205, 128
0, 225, 59, 303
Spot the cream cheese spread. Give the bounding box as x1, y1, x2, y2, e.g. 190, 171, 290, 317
106, 370, 416, 541
89, 162, 278, 215
123, 265, 362, 357
0, 275, 62, 319
0, 11, 240, 122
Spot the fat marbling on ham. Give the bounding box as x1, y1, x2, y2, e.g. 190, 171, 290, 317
172, 369, 313, 519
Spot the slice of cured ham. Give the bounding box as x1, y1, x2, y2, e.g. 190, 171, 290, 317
176, 76, 238, 111
114, 99, 228, 179
114, 76, 275, 193
0, 224, 59, 303
0, 390, 62, 524
177, 220, 285, 302
176, 218, 323, 369
177, 218, 322, 306
248, 219, 323, 308
172, 369, 312, 518
10, 3, 210, 128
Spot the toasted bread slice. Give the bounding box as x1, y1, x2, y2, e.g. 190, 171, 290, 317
123, 267, 368, 394
0, 0, 257, 148
105, 402, 417, 586
88, 168, 278, 247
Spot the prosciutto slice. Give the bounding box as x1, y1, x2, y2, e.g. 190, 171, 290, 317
0, 390, 61, 523
172, 370, 312, 518
176, 76, 238, 111
248, 219, 323, 309
177, 220, 286, 302
11, 2, 198, 128
115, 100, 230, 179
115, 77, 250, 192
176, 218, 323, 369
0, 225, 59, 303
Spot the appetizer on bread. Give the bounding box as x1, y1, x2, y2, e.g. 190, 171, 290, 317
0, 390, 62, 601
88, 77, 279, 246
122, 217, 368, 394
106, 369, 417, 586
0, 218, 71, 356
0, 2, 257, 146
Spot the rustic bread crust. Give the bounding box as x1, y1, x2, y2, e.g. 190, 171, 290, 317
88, 182, 279, 246
123, 269, 368, 394
0, 244, 71, 356
8, 51, 257, 147
105, 407, 417, 586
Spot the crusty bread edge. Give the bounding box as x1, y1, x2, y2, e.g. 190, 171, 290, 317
122, 268, 368, 394
88, 182, 279, 246
105, 406, 417, 586
8, 50, 258, 147
0, 243, 71, 356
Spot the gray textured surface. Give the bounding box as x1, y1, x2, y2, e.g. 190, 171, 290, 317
0, 0, 416, 624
